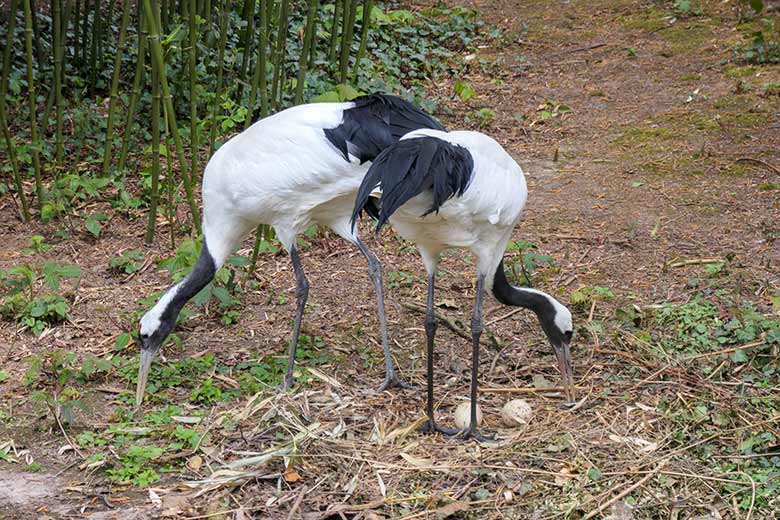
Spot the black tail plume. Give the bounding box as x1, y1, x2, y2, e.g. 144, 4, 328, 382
350, 136, 474, 231
325, 94, 445, 164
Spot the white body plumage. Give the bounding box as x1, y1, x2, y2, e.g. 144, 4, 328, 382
352, 127, 575, 437
137, 95, 446, 403
387, 129, 527, 286
201, 102, 369, 267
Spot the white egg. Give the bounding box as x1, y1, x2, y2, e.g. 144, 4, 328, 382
501, 399, 533, 428
454, 401, 482, 430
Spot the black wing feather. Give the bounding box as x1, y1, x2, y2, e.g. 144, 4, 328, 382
324, 94, 445, 164
350, 136, 474, 231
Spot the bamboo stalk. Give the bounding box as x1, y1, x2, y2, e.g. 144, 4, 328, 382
188, 0, 199, 185
81, 0, 90, 68
1, 0, 30, 221
88, 0, 101, 96
338, 0, 357, 83
247, 225, 265, 280
60, 0, 71, 89
245, 0, 267, 127
29, 0, 45, 73
235, 0, 256, 104
101, 0, 133, 176
294, 0, 319, 105
261, 0, 272, 116
74, 0, 81, 66
146, 28, 161, 245
118, 8, 147, 173
164, 112, 176, 250
160, 0, 169, 32
270, 0, 290, 110
208, 0, 230, 155
0, 116, 27, 220
52, 0, 63, 167
102, 0, 114, 73
351, 0, 373, 79
22, 0, 45, 206
307, 1, 319, 70
328, 0, 342, 63
203, 0, 211, 26
143, 0, 201, 231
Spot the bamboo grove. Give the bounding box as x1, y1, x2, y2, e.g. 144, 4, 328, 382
0, 0, 378, 246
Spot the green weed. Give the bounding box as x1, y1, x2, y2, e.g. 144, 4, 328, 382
106, 445, 163, 487
505, 240, 555, 286
0, 262, 81, 336
109, 250, 145, 275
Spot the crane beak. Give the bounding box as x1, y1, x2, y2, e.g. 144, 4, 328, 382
553, 340, 574, 403
135, 348, 155, 409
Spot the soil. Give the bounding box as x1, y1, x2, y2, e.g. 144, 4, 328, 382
1, 0, 779, 519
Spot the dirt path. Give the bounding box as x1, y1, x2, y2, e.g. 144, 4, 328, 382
1, 1, 779, 518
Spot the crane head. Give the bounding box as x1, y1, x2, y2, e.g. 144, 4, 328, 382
135, 302, 176, 408
538, 302, 575, 402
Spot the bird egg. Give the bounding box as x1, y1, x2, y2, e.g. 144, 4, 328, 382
454, 401, 482, 430
501, 399, 533, 427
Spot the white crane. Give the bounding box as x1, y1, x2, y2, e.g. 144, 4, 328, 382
351, 129, 574, 440
135, 95, 445, 406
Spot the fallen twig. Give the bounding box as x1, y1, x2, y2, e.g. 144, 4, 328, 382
582, 462, 665, 520
401, 301, 491, 346
680, 339, 765, 361
544, 42, 607, 59
50, 403, 86, 460
484, 307, 523, 326
667, 258, 722, 268
479, 385, 583, 394
735, 157, 780, 176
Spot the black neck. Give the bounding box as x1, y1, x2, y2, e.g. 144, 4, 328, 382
491, 258, 549, 316
160, 241, 217, 327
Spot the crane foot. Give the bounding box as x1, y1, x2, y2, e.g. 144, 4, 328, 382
377, 370, 414, 392
417, 419, 459, 437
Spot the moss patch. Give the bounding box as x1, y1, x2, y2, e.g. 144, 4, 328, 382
723, 65, 757, 78
758, 182, 780, 191
661, 23, 713, 56
617, 8, 667, 32
714, 97, 769, 127
721, 163, 750, 177
612, 125, 679, 148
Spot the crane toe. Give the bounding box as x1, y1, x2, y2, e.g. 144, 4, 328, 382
376, 370, 415, 392
279, 373, 296, 392
417, 419, 460, 437
457, 429, 497, 444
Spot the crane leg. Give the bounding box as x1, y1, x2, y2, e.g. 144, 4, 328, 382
461, 274, 494, 443
355, 238, 412, 391
281, 246, 309, 391
418, 273, 458, 436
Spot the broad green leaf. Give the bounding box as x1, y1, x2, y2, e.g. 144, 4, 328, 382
115, 332, 131, 350
311, 91, 340, 103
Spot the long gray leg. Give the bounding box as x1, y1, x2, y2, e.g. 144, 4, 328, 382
463, 274, 493, 442
281, 245, 309, 390
355, 238, 412, 391
418, 273, 458, 436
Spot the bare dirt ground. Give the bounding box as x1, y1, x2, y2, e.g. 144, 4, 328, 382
1, 1, 779, 519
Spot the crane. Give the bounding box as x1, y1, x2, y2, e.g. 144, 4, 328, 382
351, 129, 574, 440
135, 95, 445, 406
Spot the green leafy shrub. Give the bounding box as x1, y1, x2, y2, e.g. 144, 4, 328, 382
109, 250, 145, 275
0, 263, 81, 336
106, 445, 163, 487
